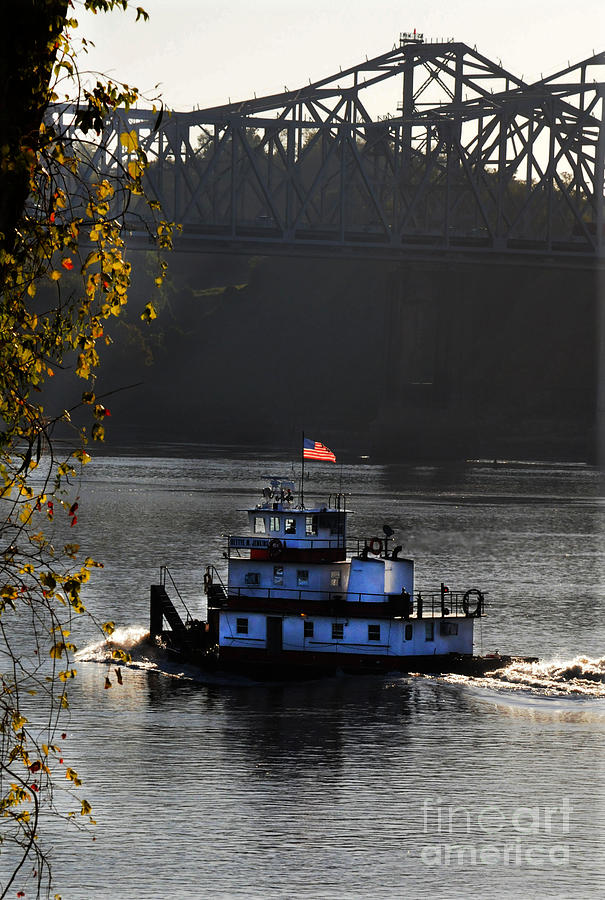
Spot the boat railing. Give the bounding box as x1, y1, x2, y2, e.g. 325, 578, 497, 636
204, 564, 228, 605
227, 535, 346, 553
415, 589, 485, 618
222, 586, 485, 617
159, 565, 195, 624
225, 535, 417, 558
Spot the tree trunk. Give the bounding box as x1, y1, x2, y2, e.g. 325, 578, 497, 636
0, 0, 68, 257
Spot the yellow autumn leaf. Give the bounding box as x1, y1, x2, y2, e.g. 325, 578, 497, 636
120, 130, 138, 153
65, 767, 81, 786
58, 669, 77, 682
141, 301, 157, 322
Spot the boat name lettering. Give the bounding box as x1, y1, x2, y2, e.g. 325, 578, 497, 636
229, 537, 269, 548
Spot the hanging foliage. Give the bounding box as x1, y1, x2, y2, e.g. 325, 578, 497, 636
0, 2, 175, 894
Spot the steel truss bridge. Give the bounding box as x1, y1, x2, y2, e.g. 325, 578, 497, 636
64, 35, 605, 264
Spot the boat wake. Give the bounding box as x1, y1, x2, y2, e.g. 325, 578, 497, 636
75, 626, 258, 685
437, 655, 605, 715
76, 626, 153, 664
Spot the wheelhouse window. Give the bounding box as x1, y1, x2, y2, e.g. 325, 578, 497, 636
297, 570, 309, 587
332, 623, 344, 640
269, 516, 280, 533
254, 516, 266, 534
236, 618, 248, 634
284, 517, 296, 535
319, 513, 344, 535
305, 515, 318, 536
404, 623, 413, 641
330, 570, 341, 588
425, 621, 435, 641
368, 624, 381, 641
245, 572, 260, 586
304, 620, 314, 638
273, 566, 284, 585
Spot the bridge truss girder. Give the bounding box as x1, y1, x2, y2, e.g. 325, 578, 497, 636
61, 37, 605, 260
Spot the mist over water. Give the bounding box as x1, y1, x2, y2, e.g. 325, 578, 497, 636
33, 454, 605, 899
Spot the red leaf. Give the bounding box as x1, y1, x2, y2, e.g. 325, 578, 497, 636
70, 516, 78, 527
61, 258, 74, 271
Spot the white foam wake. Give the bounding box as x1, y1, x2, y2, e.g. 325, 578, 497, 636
440, 655, 605, 701
75, 625, 256, 684
76, 625, 152, 663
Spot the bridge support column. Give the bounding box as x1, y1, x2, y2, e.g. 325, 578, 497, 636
373, 261, 598, 463
374, 263, 472, 460
597, 277, 605, 468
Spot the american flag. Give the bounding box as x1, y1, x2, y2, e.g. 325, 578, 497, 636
303, 438, 336, 463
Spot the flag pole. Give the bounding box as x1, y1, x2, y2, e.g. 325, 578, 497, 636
300, 430, 305, 509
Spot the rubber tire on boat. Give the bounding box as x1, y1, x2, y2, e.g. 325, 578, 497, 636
268, 538, 283, 558
462, 588, 484, 617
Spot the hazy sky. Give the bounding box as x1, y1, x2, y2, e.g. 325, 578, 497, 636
79, 1, 605, 114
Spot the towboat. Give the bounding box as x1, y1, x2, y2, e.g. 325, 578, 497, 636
150, 477, 529, 679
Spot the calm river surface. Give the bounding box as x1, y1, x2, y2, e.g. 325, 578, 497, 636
32, 452, 605, 898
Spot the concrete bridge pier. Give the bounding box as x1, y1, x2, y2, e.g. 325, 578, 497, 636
597, 276, 605, 468
372, 261, 598, 463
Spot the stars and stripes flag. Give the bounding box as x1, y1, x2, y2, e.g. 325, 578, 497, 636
303, 438, 336, 463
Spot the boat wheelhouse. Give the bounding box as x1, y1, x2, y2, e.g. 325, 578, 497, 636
150, 477, 490, 677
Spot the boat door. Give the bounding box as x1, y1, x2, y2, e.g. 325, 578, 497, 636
266, 616, 283, 652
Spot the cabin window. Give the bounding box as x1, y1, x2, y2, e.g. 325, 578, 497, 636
236, 618, 248, 634
254, 516, 266, 534
425, 621, 435, 641
305, 515, 318, 536
269, 516, 280, 532
330, 570, 341, 588
404, 623, 413, 641
273, 566, 284, 585
245, 572, 260, 586
368, 624, 381, 641
297, 570, 309, 587
319, 513, 344, 535
440, 622, 459, 636
332, 623, 344, 640
284, 517, 296, 535
304, 620, 314, 638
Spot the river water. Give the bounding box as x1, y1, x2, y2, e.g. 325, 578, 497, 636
21, 452, 605, 898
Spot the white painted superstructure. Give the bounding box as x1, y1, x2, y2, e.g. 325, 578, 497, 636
202, 477, 484, 673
